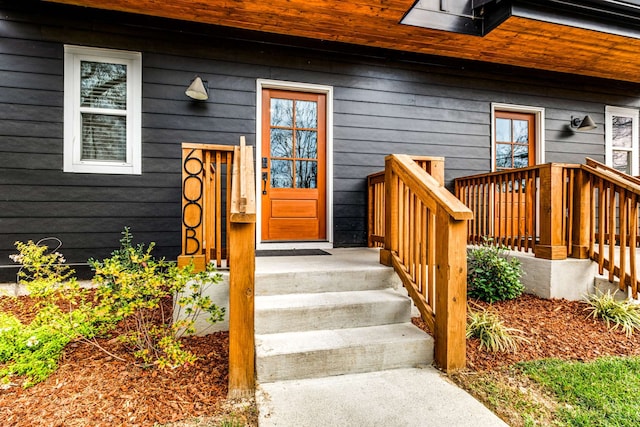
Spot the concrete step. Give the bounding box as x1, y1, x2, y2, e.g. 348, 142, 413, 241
255, 249, 400, 296
255, 323, 434, 382
255, 289, 411, 334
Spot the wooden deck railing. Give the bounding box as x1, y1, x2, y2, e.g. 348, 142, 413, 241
178, 143, 235, 270
454, 164, 582, 259
455, 158, 640, 298
373, 154, 472, 371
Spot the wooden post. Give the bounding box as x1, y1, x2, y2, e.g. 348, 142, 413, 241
536, 163, 568, 260
434, 206, 467, 371
228, 137, 256, 398
178, 146, 207, 271
426, 158, 445, 186
571, 168, 591, 259
380, 156, 397, 266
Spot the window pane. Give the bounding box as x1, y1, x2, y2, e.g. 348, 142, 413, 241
513, 120, 529, 143
496, 143, 512, 168
81, 113, 126, 161
295, 100, 317, 128
296, 160, 317, 188
81, 61, 127, 110
612, 116, 633, 148
271, 160, 293, 188
613, 150, 631, 174
496, 118, 511, 143
271, 129, 293, 157
271, 99, 293, 127
296, 130, 317, 159
513, 144, 529, 168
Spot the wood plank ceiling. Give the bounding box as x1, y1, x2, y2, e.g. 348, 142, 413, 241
45, 0, 640, 83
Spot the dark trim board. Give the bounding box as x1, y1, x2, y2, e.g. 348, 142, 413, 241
1, 0, 640, 279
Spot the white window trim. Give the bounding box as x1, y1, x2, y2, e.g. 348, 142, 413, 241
255, 79, 334, 250
491, 103, 545, 171
605, 106, 639, 176
64, 45, 142, 175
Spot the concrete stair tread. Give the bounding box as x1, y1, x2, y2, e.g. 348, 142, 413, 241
256, 323, 431, 357
255, 289, 408, 310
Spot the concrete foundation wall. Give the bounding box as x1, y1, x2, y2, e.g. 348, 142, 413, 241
174, 272, 230, 336
508, 251, 597, 301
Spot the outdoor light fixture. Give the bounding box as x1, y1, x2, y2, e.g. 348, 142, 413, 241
570, 115, 597, 131
185, 76, 209, 100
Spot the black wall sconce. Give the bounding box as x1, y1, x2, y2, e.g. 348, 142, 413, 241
570, 115, 597, 131
185, 76, 209, 101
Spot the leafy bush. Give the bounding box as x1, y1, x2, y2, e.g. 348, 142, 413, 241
90, 228, 225, 368
3, 229, 225, 387
467, 304, 529, 353
585, 289, 640, 336
467, 242, 524, 303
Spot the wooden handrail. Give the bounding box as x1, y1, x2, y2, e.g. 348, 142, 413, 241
378, 154, 471, 371
228, 137, 256, 398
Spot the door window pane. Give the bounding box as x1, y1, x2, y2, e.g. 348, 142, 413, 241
495, 144, 512, 169
513, 120, 529, 143
271, 160, 293, 188
295, 100, 317, 128
513, 144, 529, 168
296, 130, 317, 159
296, 161, 317, 188
496, 118, 511, 142
270, 99, 293, 127
271, 129, 293, 157
81, 113, 126, 161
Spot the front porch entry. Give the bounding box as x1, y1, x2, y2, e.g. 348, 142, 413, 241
256, 80, 334, 250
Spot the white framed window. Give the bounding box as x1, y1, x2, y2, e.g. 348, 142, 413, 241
605, 106, 639, 176
64, 45, 142, 174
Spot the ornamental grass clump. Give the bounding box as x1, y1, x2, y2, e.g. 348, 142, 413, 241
467, 241, 524, 303
585, 289, 640, 337
467, 304, 529, 353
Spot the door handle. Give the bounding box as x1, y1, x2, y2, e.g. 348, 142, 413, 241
262, 172, 268, 195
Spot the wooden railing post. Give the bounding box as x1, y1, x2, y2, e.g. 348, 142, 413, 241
571, 168, 591, 259
380, 155, 397, 266
228, 137, 256, 399
426, 158, 445, 186
536, 163, 568, 260
434, 206, 467, 370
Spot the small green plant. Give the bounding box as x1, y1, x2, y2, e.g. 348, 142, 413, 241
585, 289, 640, 336
467, 240, 524, 303
467, 304, 529, 353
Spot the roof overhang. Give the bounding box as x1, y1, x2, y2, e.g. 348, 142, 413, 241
42, 0, 640, 84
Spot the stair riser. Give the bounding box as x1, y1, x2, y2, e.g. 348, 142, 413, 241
255, 299, 411, 334
255, 270, 401, 296
256, 340, 434, 382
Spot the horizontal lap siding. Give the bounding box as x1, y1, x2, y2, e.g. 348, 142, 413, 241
2, 0, 640, 279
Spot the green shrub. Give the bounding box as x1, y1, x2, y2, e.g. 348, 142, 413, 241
467, 242, 524, 303
467, 304, 529, 353
90, 228, 225, 368
585, 289, 640, 336
4, 229, 225, 386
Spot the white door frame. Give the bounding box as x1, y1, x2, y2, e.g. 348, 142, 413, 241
491, 103, 546, 171
255, 79, 334, 250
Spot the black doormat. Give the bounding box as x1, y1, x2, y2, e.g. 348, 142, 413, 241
256, 249, 331, 257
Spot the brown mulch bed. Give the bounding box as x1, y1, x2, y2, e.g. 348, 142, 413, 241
413, 293, 640, 371
0, 296, 236, 427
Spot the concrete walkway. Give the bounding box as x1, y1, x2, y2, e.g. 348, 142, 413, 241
256, 366, 508, 427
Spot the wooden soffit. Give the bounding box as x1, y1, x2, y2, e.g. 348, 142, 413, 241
44, 0, 640, 83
